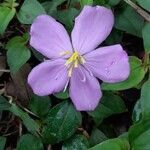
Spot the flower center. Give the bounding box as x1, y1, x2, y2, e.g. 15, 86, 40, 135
65, 52, 85, 77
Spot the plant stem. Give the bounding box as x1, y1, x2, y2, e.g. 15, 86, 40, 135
124, 0, 150, 22
0, 69, 10, 72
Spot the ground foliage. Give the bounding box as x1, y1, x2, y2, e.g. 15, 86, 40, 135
0, 0, 150, 149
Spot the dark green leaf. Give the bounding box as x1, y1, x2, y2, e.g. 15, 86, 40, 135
9, 104, 40, 134
142, 23, 150, 53
6, 36, 27, 49
0, 95, 11, 111
132, 100, 142, 123
140, 79, 150, 118
54, 90, 69, 99
132, 80, 150, 123
6, 33, 29, 49
7, 43, 31, 73
80, 0, 93, 6
42, 0, 66, 15
136, 0, 150, 12
89, 138, 130, 150
107, 0, 121, 6
0, 136, 6, 150
6, 35, 31, 73
17, 0, 46, 24
29, 95, 51, 117
31, 48, 44, 61
17, 134, 44, 150
62, 134, 89, 150
102, 56, 146, 91
54, 8, 79, 31
129, 119, 150, 150
115, 6, 144, 37
88, 92, 126, 124
42, 101, 82, 144
105, 29, 123, 45
119, 132, 129, 140
89, 128, 108, 147
94, 0, 106, 5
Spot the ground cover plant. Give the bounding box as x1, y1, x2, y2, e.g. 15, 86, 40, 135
0, 0, 150, 149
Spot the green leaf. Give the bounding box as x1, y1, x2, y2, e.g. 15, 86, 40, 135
89, 138, 130, 150
0, 136, 6, 150
88, 92, 126, 124
105, 29, 123, 45
115, 6, 144, 37
6, 36, 27, 49
42, 0, 66, 15
6, 33, 29, 49
9, 104, 40, 134
142, 23, 150, 53
42, 101, 82, 144
94, 0, 106, 5
29, 95, 51, 117
132, 80, 150, 123
0, 6, 16, 34
107, 0, 121, 6
102, 56, 146, 91
0, 95, 11, 111
17, 0, 46, 24
62, 134, 89, 150
136, 0, 150, 12
7, 43, 31, 73
119, 132, 129, 140
0, 0, 17, 16
17, 134, 44, 150
129, 119, 150, 150
31, 48, 44, 61
132, 100, 142, 123
54, 8, 79, 31
54, 90, 69, 100
1, 0, 18, 8
89, 128, 108, 147
6, 35, 31, 73
80, 0, 93, 6
140, 79, 150, 118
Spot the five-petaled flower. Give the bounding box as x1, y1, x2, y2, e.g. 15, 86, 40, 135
28, 6, 130, 111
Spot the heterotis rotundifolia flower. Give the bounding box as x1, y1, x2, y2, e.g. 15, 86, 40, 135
28, 6, 130, 111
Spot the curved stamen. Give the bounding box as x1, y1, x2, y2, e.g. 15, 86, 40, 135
64, 52, 86, 77
63, 79, 69, 92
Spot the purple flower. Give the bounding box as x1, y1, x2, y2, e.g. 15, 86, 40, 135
28, 6, 130, 111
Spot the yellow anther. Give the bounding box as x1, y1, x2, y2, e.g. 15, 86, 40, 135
65, 51, 86, 77
65, 52, 79, 66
